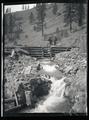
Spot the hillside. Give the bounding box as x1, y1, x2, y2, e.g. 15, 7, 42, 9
4, 3, 87, 115
4, 3, 87, 52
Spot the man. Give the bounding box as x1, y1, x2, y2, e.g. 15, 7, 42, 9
37, 61, 41, 71
48, 36, 52, 46
54, 36, 57, 45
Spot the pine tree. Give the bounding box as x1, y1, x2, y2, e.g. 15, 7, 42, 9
4, 14, 8, 34
8, 14, 16, 41
9, 14, 15, 32
64, 3, 73, 32
16, 22, 23, 39
4, 14, 12, 35
36, 3, 46, 36
22, 5, 24, 10
14, 16, 23, 39
64, 3, 85, 32
25, 5, 26, 10
5, 13, 23, 42
52, 3, 58, 15
77, 3, 85, 26
10, 8, 11, 13
28, 5, 29, 9
29, 12, 34, 24
6, 8, 9, 14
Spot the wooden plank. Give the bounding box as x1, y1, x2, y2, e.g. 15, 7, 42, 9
5, 105, 22, 113
4, 47, 72, 58
5, 98, 16, 103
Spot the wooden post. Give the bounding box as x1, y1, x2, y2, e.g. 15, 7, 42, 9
42, 47, 44, 58
48, 46, 52, 60
12, 81, 19, 106
14, 91, 19, 106
25, 91, 31, 106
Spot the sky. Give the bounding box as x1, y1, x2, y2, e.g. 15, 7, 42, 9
4, 4, 36, 13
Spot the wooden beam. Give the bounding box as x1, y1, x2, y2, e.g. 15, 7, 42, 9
5, 98, 16, 103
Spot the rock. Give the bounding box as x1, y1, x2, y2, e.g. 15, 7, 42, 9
23, 66, 32, 75
72, 101, 86, 113
29, 77, 52, 107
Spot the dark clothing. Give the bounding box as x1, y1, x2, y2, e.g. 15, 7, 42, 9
48, 37, 52, 45
16, 83, 26, 106
37, 64, 41, 71
54, 36, 57, 45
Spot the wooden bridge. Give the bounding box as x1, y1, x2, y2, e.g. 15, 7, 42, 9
5, 46, 72, 58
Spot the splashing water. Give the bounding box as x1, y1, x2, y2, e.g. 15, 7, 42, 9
42, 65, 57, 72
50, 77, 66, 97
30, 77, 67, 113
25, 61, 69, 113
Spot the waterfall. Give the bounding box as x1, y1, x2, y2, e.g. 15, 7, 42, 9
30, 76, 67, 113
50, 77, 66, 97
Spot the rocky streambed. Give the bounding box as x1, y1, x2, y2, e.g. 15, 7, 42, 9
4, 48, 87, 114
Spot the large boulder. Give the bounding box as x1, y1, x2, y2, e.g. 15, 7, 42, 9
28, 77, 52, 107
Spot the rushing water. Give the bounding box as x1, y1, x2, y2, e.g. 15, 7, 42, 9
29, 60, 69, 113
29, 76, 67, 113
42, 65, 57, 72
19, 60, 71, 113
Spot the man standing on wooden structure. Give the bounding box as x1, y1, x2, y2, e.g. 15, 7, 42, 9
48, 36, 52, 46
54, 35, 57, 45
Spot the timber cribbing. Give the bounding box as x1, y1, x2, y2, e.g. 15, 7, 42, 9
5, 46, 72, 57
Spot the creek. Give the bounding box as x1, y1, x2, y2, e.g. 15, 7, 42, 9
22, 59, 71, 113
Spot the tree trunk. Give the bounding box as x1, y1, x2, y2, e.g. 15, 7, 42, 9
70, 4, 72, 32
41, 20, 44, 36
70, 22, 72, 32
42, 23, 44, 36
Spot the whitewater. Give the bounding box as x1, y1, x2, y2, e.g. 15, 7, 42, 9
29, 61, 70, 113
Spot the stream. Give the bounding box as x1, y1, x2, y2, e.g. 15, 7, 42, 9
19, 59, 71, 113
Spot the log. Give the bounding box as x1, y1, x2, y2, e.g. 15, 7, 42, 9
5, 98, 16, 103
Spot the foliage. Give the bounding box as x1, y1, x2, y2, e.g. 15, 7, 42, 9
8, 14, 16, 33
5, 8, 11, 14
77, 3, 85, 26
29, 12, 34, 24
64, 3, 73, 32
4, 13, 23, 42
36, 3, 46, 36
4, 14, 9, 34
15, 17, 23, 39
22, 5, 24, 10
6, 14, 16, 41
64, 3, 85, 32
52, 3, 58, 15
56, 27, 59, 33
